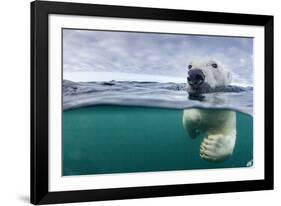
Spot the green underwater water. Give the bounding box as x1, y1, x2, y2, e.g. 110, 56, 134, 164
63, 106, 253, 176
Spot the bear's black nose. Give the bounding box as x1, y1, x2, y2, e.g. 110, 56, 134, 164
187, 69, 205, 86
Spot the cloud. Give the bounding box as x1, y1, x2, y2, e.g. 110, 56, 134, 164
63, 29, 253, 85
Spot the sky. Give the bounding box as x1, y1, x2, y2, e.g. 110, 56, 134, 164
63, 29, 253, 85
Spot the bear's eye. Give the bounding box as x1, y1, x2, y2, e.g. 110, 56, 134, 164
188, 65, 192, 69
211, 63, 218, 68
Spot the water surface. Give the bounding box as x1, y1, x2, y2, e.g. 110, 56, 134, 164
63, 80, 253, 115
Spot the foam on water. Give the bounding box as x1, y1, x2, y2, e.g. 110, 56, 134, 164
63, 80, 253, 115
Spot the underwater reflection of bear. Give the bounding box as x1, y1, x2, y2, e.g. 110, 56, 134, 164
182, 60, 236, 162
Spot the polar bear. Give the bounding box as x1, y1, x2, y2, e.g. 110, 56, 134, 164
182, 60, 236, 162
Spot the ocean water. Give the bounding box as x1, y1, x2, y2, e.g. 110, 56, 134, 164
63, 80, 253, 115
63, 105, 253, 176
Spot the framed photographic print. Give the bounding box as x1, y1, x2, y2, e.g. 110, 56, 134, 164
31, 0, 274, 204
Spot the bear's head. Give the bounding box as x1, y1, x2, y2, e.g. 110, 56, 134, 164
186, 60, 232, 93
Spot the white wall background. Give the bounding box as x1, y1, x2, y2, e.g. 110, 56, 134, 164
0, 0, 279, 205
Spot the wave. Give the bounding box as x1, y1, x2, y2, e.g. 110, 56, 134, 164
63, 80, 253, 115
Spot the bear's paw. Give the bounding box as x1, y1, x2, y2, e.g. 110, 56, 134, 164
199, 134, 235, 162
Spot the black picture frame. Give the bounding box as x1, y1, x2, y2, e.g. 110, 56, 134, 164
31, 0, 274, 204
